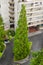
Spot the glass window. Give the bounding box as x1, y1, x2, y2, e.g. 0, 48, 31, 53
41, 20, 43, 22
10, 21, 14, 23
10, 24, 14, 28
30, 8, 33, 11
22, 0, 24, 2
10, 3, 14, 6
40, 2, 42, 5
9, 17, 14, 20
31, 3, 34, 6
35, 2, 38, 4
29, 18, 32, 21
12, 0, 14, 1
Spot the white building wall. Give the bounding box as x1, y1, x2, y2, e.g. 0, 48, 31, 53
14, 0, 18, 29
0, 0, 43, 30
0, 0, 1, 15
17, 0, 43, 27
1, 0, 10, 30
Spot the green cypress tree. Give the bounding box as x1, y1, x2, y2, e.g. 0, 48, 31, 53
13, 4, 32, 61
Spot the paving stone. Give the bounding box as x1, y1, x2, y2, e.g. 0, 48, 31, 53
0, 33, 43, 65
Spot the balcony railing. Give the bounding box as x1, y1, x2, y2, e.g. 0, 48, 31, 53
9, 1, 14, 4
9, 18, 14, 22
9, 11, 14, 14
9, 6, 14, 9
28, 21, 43, 27
9, 15, 14, 18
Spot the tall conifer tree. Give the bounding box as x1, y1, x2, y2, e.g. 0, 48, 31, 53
13, 4, 32, 61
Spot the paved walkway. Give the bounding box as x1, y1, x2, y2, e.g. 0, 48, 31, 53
0, 33, 43, 65
0, 37, 30, 65
0, 40, 29, 65
0, 40, 14, 65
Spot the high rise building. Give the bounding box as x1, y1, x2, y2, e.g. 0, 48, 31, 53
1, 0, 10, 30
0, 0, 43, 32
9, 0, 15, 29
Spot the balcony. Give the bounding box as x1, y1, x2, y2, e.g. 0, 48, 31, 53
9, 18, 14, 22
28, 21, 42, 27
9, 1, 14, 4
10, 23, 14, 28
9, 11, 14, 14
9, 15, 14, 18
18, 2, 34, 7
9, 6, 14, 9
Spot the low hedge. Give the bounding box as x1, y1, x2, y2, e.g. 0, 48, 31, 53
30, 49, 43, 65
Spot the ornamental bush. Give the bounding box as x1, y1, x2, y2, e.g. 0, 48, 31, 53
6, 29, 15, 37
0, 16, 5, 54
0, 42, 5, 52
30, 49, 43, 65
0, 16, 5, 42
13, 4, 32, 61
5, 29, 15, 40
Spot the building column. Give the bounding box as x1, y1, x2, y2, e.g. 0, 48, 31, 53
14, 0, 18, 30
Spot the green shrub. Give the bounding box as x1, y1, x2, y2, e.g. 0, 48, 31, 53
0, 52, 2, 57
5, 29, 15, 40
0, 15, 5, 55
6, 29, 15, 36
0, 26, 5, 42
8, 29, 15, 36
0, 42, 5, 52
0, 42, 5, 58
13, 4, 32, 61
0, 16, 5, 41
30, 49, 43, 65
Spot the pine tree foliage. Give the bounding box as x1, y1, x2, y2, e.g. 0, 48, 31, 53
13, 4, 32, 61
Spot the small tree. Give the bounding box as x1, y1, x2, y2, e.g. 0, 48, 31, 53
13, 4, 32, 61
30, 49, 43, 65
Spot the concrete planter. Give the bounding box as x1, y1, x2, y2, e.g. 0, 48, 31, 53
0, 44, 6, 59
13, 56, 30, 65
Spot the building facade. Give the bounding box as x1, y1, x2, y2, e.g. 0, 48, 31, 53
0, 0, 43, 32
1, 0, 10, 30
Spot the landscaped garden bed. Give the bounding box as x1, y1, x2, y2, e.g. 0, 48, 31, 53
5, 29, 15, 41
